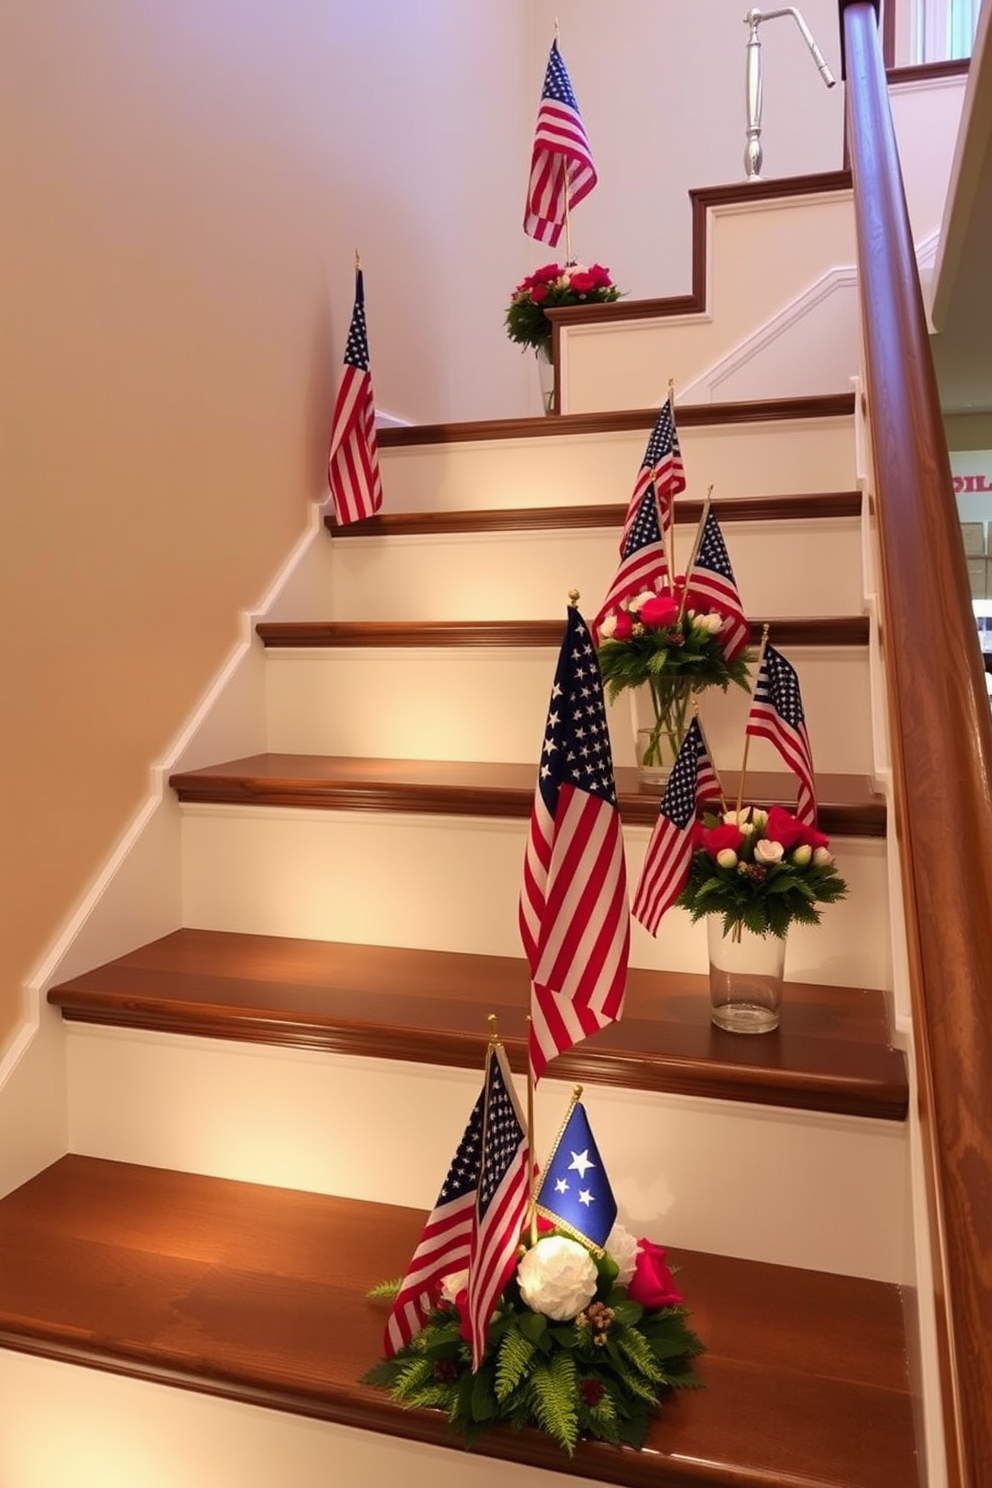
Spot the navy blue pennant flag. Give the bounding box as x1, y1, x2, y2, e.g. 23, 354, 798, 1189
535, 1099, 617, 1250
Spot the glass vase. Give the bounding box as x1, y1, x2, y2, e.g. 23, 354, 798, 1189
535, 343, 555, 415
707, 918, 785, 1034
630, 678, 693, 789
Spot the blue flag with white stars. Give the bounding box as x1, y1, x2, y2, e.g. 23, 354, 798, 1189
535, 1100, 617, 1250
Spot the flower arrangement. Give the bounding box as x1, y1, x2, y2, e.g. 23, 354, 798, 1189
363, 1222, 703, 1455
677, 803, 849, 938
597, 585, 751, 770
505, 261, 623, 355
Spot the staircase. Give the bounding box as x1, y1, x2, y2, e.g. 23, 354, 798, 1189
0, 175, 928, 1487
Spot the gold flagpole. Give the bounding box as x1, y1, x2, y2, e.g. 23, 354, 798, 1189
692, 697, 728, 813
678, 486, 713, 620
736, 624, 770, 817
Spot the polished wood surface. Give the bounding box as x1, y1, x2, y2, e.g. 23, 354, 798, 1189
257, 616, 869, 650
48, 929, 907, 1121
168, 754, 886, 836
0, 1156, 916, 1488
842, 4, 992, 1482
325, 491, 863, 539
376, 393, 855, 448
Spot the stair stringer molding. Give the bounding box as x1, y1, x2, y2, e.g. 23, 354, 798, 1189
0, 505, 334, 1199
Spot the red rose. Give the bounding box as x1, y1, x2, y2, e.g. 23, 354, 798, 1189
638, 594, 679, 629
627, 1240, 683, 1310
532, 262, 561, 283
569, 271, 595, 294
796, 822, 830, 850
611, 609, 634, 640
701, 822, 744, 857
765, 805, 803, 850
587, 263, 612, 287
530, 283, 549, 304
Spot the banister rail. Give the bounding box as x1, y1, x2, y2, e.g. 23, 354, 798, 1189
839, 4, 992, 1485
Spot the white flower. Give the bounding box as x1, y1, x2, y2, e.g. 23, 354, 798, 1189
754, 839, 784, 864
723, 808, 752, 825
813, 846, 835, 867
792, 843, 812, 866
750, 808, 768, 829
605, 1222, 639, 1287
517, 1235, 598, 1321
716, 848, 738, 869
627, 590, 655, 614
696, 612, 724, 634
439, 1269, 469, 1304
598, 612, 618, 640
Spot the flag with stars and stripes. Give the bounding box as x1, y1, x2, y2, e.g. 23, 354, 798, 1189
592, 483, 671, 643
684, 510, 749, 662
524, 39, 597, 246
519, 604, 630, 1083
535, 1099, 617, 1251
620, 395, 685, 552
632, 718, 723, 935
465, 1041, 530, 1371
746, 644, 817, 825
327, 268, 383, 526
383, 1085, 485, 1356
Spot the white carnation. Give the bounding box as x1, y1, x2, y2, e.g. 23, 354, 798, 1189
754, 839, 784, 864
517, 1235, 597, 1320
605, 1222, 639, 1286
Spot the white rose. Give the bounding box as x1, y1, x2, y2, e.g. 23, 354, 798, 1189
813, 846, 835, 867
754, 839, 784, 864
716, 848, 738, 869
723, 808, 751, 825
792, 843, 812, 866
750, 808, 768, 829
627, 590, 655, 614
598, 612, 617, 640
439, 1269, 469, 1304
517, 1235, 598, 1321
698, 612, 724, 634
605, 1223, 639, 1287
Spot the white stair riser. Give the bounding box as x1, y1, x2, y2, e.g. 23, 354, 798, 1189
264, 646, 873, 775
0, 1351, 575, 1488
564, 192, 856, 414
178, 807, 889, 989
64, 1026, 908, 1282
378, 418, 856, 513
287, 515, 864, 621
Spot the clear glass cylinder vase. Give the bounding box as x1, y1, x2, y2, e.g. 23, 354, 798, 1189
535, 344, 555, 415
630, 679, 693, 789
707, 917, 785, 1034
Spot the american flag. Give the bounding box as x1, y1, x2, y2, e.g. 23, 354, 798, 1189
327, 268, 383, 526
520, 605, 630, 1083
620, 395, 685, 552
464, 1041, 530, 1371
591, 483, 671, 643
632, 718, 723, 935
684, 510, 749, 662
383, 1087, 484, 1357
535, 1099, 617, 1251
524, 40, 597, 246
746, 644, 817, 825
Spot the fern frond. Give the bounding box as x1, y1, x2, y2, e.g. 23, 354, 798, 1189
495, 1325, 537, 1401
527, 1353, 579, 1454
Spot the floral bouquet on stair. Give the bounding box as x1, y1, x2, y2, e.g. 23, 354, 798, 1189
362, 1048, 703, 1455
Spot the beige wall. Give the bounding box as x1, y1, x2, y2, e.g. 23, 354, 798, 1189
0, 0, 850, 1051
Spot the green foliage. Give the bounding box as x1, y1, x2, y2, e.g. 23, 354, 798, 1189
362, 1279, 705, 1457
597, 628, 751, 701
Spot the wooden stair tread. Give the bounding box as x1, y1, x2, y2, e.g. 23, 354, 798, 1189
48, 930, 908, 1120
323, 491, 863, 539
0, 1155, 915, 1488
169, 754, 886, 837
375, 392, 856, 448
257, 616, 869, 649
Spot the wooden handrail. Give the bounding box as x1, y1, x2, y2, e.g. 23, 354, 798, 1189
839, 5, 992, 1485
